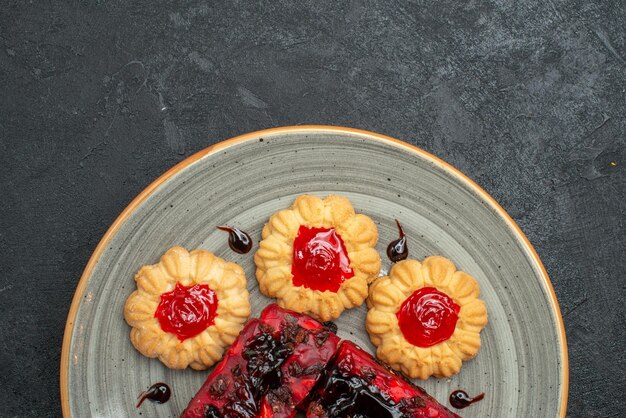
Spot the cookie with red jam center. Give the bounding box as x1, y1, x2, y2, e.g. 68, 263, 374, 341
366, 257, 488, 379
254, 195, 381, 321
124, 246, 251, 370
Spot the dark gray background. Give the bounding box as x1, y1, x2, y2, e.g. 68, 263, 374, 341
1, 1, 624, 417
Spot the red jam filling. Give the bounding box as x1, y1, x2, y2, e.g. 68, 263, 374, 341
155, 283, 218, 341
396, 287, 460, 347
291, 226, 354, 292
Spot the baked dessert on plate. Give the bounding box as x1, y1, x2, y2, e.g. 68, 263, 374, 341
181, 304, 340, 418
367, 256, 488, 379
254, 194, 381, 321
182, 304, 459, 418
124, 246, 251, 369
307, 340, 460, 418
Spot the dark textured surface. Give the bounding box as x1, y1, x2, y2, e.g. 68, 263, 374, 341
0, 1, 624, 417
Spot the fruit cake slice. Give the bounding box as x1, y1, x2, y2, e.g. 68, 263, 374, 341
180, 304, 340, 418
306, 340, 460, 418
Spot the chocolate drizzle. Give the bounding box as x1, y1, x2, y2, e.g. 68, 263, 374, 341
217, 226, 253, 254
386, 219, 408, 262
449, 390, 484, 409
136, 383, 171, 407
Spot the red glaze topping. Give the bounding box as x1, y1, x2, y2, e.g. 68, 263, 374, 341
291, 226, 354, 292
308, 340, 461, 418
154, 283, 218, 341
180, 304, 340, 418
397, 287, 460, 347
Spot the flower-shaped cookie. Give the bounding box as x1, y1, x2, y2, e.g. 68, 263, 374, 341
124, 246, 251, 370
366, 256, 487, 379
254, 195, 381, 321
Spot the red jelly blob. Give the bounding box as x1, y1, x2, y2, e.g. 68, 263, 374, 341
396, 287, 460, 347
155, 283, 218, 341
291, 226, 354, 292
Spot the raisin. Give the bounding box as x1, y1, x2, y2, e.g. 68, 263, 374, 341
203, 404, 221, 418
400, 395, 426, 410
226, 399, 257, 418
280, 322, 302, 344
314, 331, 330, 347
288, 361, 303, 377
301, 363, 324, 376
361, 367, 377, 382
274, 386, 292, 403
412, 395, 426, 408
309, 401, 325, 416
208, 375, 228, 398
295, 328, 309, 344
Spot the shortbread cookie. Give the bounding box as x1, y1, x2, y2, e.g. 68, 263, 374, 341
254, 195, 381, 321
366, 256, 488, 379
124, 246, 251, 370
